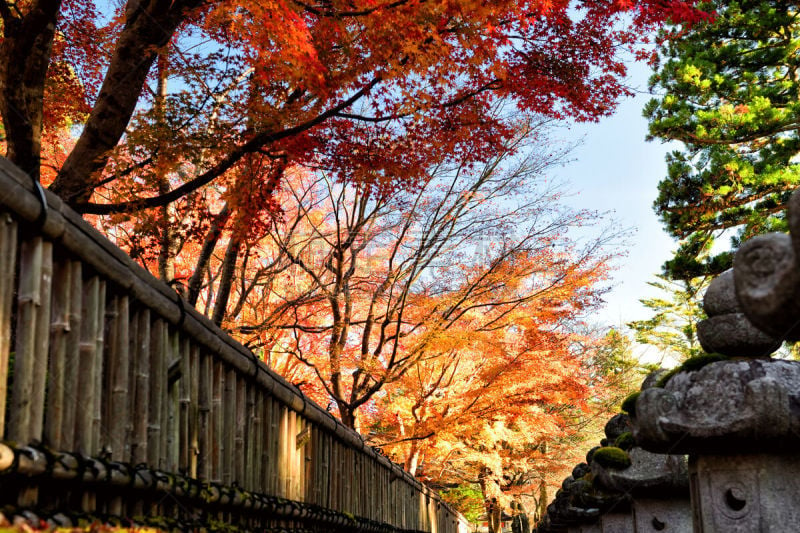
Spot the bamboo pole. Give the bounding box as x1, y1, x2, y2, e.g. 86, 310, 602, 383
234, 375, 246, 487
10, 238, 50, 510
222, 366, 235, 485
354, 448, 360, 514
278, 405, 289, 498
74, 274, 100, 511
61, 260, 82, 450
109, 294, 130, 460
245, 381, 256, 491
8, 236, 44, 444
0, 212, 17, 438
105, 296, 128, 518
91, 280, 106, 455
261, 396, 274, 495
251, 385, 263, 492
131, 308, 150, 464
211, 359, 223, 483
290, 413, 298, 499
147, 319, 165, 467
197, 350, 211, 480
322, 432, 330, 508
127, 301, 138, 446
308, 427, 317, 504
304, 425, 314, 503
330, 439, 337, 510
179, 338, 191, 473
101, 294, 118, 451
164, 328, 178, 471
189, 343, 199, 478
302, 420, 312, 501
29, 241, 52, 442
367, 456, 372, 517
45, 255, 71, 449
272, 397, 281, 495
347, 446, 353, 514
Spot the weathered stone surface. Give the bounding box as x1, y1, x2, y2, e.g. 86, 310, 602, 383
572, 463, 590, 480
789, 187, 800, 256
633, 499, 691, 533
586, 446, 601, 464
566, 524, 602, 533
641, 369, 668, 390
696, 314, 781, 357
599, 512, 634, 533
691, 454, 800, 532
699, 268, 782, 356
546, 486, 601, 529
734, 232, 800, 340
631, 359, 800, 454
604, 414, 630, 442
592, 448, 688, 498
703, 269, 739, 316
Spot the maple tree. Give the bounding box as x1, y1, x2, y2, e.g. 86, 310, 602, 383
645, 0, 800, 279
214, 122, 619, 429
367, 323, 640, 531
1, 0, 706, 215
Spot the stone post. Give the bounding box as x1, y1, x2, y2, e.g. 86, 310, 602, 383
591, 414, 690, 533
534, 408, 691, 533
630, 189, 800, 532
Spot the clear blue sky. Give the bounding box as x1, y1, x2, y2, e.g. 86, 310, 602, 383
556, 61, 680, 333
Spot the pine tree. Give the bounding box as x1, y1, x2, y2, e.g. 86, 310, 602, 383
645, 0, 800, 279
627, 275, 708, 362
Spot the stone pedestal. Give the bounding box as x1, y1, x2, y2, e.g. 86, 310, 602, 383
567, 525, 602, 533
633, 499, 691, 532
690, 454, 800, 533
599, 512, 633, 533
592, 447, 691, 533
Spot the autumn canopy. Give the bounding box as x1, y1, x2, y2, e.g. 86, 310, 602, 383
1, 0, 704, 212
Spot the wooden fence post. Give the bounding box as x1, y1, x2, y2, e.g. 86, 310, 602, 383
0, 212, 16, 438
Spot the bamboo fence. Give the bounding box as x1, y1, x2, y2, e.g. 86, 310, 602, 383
0, 158, 468, 533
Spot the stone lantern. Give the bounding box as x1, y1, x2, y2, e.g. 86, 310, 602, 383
534, 410, 690, 533
630, 190, 800, 532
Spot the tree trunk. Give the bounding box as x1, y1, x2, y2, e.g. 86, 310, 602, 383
0, 0, 62, 179
479, 466, 504, 533
154, 51, 175, 283
211, 235, 241, 326
187, 205, 231, 306
538, 477, 548, 526
50, 0, 200, 205
404, 444, 420, 474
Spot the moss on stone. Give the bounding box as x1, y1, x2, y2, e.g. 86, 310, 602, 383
680, 352, 729, 372
655, 367, 680, 388
656, 353, 730, 388
592, 447, 631, 470
620, 391, 640, 416
614, 431, 635, 451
